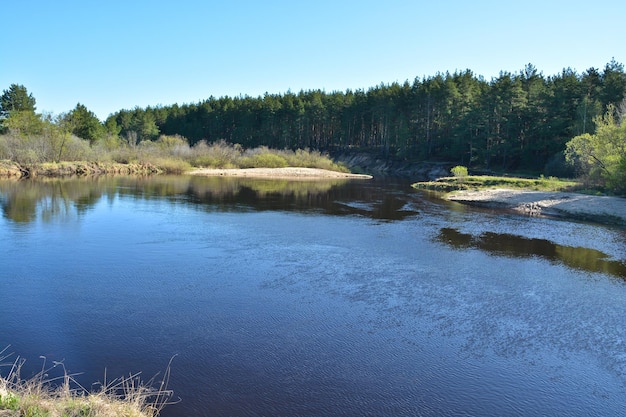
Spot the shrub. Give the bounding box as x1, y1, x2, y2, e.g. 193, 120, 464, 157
149, 157, 192, 174
450, 165, 468, 178
61, 135, 95, 161
0, 129, 352, 174
155, 135, 188, 151
93, 135, 124, 153
280, 148, 348, 172
108, 147, 139, 164
243, 153, 288, 168
188, 140, 241, 168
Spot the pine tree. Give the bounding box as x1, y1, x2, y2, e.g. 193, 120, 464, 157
0, 84, 36, 117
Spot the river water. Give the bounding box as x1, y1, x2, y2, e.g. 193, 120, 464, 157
0, 175, 625, 416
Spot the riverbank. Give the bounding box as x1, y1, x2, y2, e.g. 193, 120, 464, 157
0, 160, 164, 178
188, 167, 373, 179
446, 188, 626, 226
0, 161, 371, 180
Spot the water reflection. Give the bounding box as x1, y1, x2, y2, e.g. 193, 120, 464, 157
0, 176, 421, 224
0, 179, 103, 223
437, 227, 626, 279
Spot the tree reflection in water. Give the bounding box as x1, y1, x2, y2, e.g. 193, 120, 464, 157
437, 227, 626, 279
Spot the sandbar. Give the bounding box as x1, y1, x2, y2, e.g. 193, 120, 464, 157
188, 167, 373, 179
448, 188, 626, 225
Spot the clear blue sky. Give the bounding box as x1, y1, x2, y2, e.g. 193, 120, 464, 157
2, 0, 624, 120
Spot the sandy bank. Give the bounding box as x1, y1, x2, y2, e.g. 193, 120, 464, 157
448, 188, 626, 226
188, 167, 373, 179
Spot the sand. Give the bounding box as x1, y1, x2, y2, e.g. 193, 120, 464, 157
188, 167, 373, 179
448, 188, 626, 225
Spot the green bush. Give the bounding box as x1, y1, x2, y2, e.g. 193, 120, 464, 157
187, 140, 241, 168
244, 153, 288, 168
273, 148, 348, 172
450, 165, 468, 178
62, 135, 95, 161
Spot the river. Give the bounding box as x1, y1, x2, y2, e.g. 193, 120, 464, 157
0, 175, 625, 416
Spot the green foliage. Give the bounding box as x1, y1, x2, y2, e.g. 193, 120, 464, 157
0, 84, 36, 118
414, 175, 579, 192
104, 118, 121, 137
188, 140, 240, 168
565, 102, 626, 192
97, 60, 624, 174
0, 390, 19, 409
241, 152, 288, 168
61, 103, 106, 144
281, 148, 349, 172
3, 110, 45, 135
450, 165, 468, 178
93, 134, 124, 153
112, 107, 160, 144
134, 111, 160, 142
154, 134, 188, 151
24, 404, 50, 417
0, 113, 83, 163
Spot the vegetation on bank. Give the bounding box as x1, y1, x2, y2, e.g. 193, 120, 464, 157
413, 166, 580, 193
0, 132, 348, 178
0, 349, 174, 417
0, 86, 349, 177
416, 98, 626, 197
565, 102, 626, 194
1, 59, 625, 190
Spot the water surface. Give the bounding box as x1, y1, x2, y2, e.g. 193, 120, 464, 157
1, 176, 625, 416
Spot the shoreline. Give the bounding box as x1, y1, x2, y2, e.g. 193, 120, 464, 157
447, 188, 626, 226
187, 167, 373, 179
0, 161, 373, 180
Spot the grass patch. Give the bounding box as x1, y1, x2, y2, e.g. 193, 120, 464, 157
0, 347, 176, 417
413, 175, 580, 192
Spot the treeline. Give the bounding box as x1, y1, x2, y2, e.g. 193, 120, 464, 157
0, 85, 348, 175
108, 61, 626, 174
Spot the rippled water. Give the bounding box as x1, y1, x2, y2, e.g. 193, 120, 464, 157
1, 176, 625, 416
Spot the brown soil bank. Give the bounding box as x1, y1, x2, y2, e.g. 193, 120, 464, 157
0, 160, 23, 177
448, 188, 626, 226
0, 161, 162, 178
188, 167, 373, 179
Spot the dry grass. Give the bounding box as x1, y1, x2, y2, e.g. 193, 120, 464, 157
1, 134, 351, 177
187, 141, 349, 172
0, 347, 176, 417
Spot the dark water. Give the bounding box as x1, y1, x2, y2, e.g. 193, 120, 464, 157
1, 175, 625, 416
